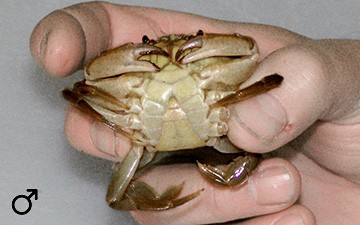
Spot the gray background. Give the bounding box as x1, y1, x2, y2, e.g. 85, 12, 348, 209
1, 0, 359, 224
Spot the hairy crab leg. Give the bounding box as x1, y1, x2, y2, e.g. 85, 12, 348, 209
211, 74, 283, 108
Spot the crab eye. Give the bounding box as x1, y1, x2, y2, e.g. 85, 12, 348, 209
142, 35, 150, 44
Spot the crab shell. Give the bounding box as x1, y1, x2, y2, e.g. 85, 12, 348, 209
62, 30, 283, 210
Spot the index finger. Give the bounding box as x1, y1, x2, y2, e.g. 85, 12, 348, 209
30, 1, 304, 77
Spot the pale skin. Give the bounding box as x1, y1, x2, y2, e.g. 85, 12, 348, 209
30, 2, 360, 225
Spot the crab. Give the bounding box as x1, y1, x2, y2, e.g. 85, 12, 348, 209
62, 30, 283, 211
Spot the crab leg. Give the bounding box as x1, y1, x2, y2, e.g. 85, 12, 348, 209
106, 145, 144, 208
73, 80, 129, 112
62, 89, 128, 138
211, 74, 284, 107
62, 82, 134, 140
197, 153, 260, 187
108, 148, 203, 210
114, 180, 203, 210
198, 74, 283, 186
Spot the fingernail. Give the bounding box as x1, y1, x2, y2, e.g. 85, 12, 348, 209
232, 94, 287, 142
90, 121, 117, 157
39, 30, 50, 65
274, 214, 306, 225
30, 21, 51, 70
251, 165, 293, 206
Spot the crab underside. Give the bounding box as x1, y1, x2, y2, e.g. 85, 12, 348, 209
63, 30, 283, 210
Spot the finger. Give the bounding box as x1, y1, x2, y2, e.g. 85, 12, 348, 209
280, 147, 360, 224
64, 105, 131, 162
30, 2, 304, 77
238, 205, 316, 225
131, 158, 301, 225
227, 40, 360, 153
30, 2, 111, 77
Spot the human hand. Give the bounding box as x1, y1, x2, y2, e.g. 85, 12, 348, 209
30, 2, 360, 225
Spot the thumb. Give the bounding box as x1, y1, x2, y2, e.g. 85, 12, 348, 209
227, 40, 337, 152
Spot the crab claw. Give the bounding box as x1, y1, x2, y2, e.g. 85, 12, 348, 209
175, 33, 258, 64
86, 43, 168, 81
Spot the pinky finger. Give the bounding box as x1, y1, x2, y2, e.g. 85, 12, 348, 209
238, 205, 316, 225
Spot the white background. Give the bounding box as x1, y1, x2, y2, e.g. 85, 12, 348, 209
1, 0, 360, 224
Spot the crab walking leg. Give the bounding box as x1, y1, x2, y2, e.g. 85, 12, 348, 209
197, 74, 283, 186
197, 154, 260, 187
211, 74, 284, 107
117, 181, 203, 210
62, 86, 134, 140
106, 145, 144, 208
108, 148, 204, 210
73, 80, 129, 113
